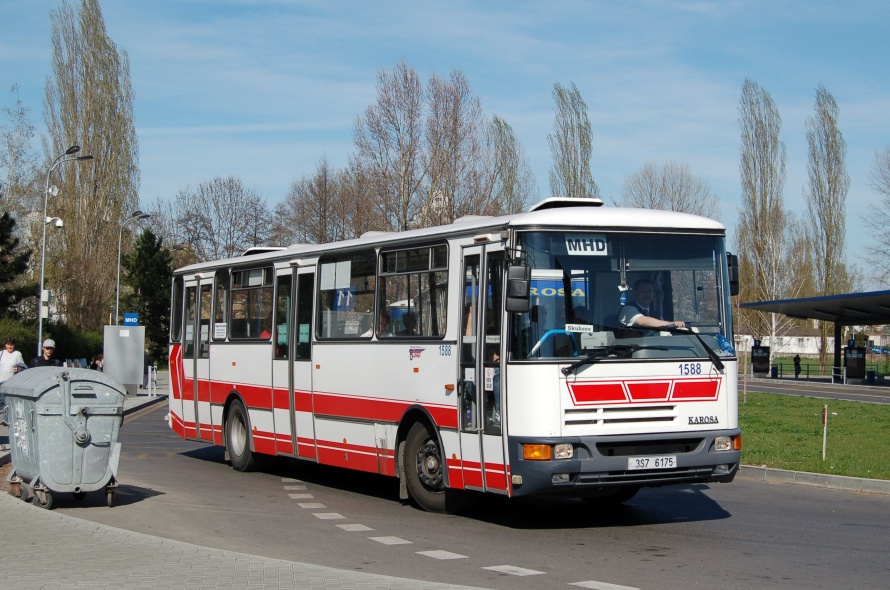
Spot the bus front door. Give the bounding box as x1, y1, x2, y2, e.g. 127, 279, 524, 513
458, 246, 509, 494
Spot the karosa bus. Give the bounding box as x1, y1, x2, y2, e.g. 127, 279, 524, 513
168, 197, 742, 513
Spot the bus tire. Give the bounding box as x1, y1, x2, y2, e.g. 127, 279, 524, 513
404, 422, 469, 514
226, 399, 259, 472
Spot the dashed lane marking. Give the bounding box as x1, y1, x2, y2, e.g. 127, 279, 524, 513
481, 565, 545, 576
369, 536, 413, 545
281, 477, 303, 483
416, 550, 467, 560
569, 581, 640, 590
312, 513, 345, 520
297, 502, 325, 509
283, 485, 307, 490
336, 524, 374, 532
288, 493, 314, 499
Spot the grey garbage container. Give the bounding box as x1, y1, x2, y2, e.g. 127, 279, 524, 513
1, 367, 126, 509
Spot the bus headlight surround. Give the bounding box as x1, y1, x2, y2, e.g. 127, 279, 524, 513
715, 436, 732, 451
554, 443, 574, 459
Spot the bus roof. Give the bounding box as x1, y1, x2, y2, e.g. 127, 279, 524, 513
174, 199, 725, 274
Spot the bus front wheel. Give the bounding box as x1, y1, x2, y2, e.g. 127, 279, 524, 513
226, 400, 260, 472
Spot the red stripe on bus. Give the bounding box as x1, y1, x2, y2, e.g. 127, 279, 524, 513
568, 382, 627, 404
626, 381, 671, 402
671, 379, 721, 400
569, 378, 722, 405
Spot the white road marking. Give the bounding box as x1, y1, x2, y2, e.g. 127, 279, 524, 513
369, 536, 413, 545
417, 550, 467, 560
288, 493, 313, 499
569, 581, 639, 590
283, 485, 307, 490
312, 513, 345, 520
481, 565, 545, 576
297, 502, 325, 509
336, 524, 374, 532
281, 478, 303, 483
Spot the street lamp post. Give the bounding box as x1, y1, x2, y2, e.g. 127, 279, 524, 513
38, 145, 94, 355
115, 210, 152, 325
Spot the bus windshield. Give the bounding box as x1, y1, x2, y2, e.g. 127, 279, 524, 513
509, 230, 735, 361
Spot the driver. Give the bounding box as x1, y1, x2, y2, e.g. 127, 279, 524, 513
618, 279, 685, 332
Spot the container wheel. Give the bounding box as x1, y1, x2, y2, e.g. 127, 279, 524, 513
226, 399, 260, 472
33, 490, 53, 510
106, 489, 115, 507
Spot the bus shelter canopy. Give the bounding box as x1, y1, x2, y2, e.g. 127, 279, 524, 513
740, 290, 890, 327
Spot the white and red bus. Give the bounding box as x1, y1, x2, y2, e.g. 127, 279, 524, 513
168, 197, 742, 512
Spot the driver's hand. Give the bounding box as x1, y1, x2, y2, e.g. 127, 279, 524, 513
672, 320, 686, 329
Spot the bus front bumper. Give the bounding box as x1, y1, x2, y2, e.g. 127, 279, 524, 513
507, 429, 741, 498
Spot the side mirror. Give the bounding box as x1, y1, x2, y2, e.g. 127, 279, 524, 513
727, 253, 739, 296
505, 265, 531, 313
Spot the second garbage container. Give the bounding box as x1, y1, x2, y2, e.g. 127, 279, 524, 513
2, 367, 126, 509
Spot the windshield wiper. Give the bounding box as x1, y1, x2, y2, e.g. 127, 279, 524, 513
561, 344, 669, 375
661, 324, 725, 371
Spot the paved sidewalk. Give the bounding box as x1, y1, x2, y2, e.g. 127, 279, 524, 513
0, 491, 485, 590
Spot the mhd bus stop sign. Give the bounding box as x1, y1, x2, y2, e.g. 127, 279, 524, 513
122, 313, 139, 326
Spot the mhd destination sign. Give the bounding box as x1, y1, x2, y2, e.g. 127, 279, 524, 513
565, 234, 609, 256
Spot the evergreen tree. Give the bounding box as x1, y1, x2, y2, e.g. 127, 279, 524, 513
121, 229, 172, 360
0, 212, 36, 318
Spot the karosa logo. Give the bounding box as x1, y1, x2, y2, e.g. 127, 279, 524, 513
409, 347, 426, 360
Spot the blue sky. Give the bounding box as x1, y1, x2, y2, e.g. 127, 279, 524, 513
2, 1, 889, 264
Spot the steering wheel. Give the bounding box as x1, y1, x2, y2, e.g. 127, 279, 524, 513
527, 329, 579, 358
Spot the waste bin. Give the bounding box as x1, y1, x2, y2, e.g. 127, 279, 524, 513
1, 367, 126, 509
770, 366, 779, 379
867, 370, 876, 384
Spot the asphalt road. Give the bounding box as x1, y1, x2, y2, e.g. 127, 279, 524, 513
740, 376, 890, 405
34, 403, 889, 590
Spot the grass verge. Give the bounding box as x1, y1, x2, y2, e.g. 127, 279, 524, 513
739, 391, 890, 480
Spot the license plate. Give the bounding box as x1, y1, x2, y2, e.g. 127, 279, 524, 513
627, 455, 676, 470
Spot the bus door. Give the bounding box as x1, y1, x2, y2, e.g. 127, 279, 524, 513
292, 269, 315, 459
458, 245, 508, 494
186, 279, 213, 442
197, 281, 214, 440
272, 272, 293, 455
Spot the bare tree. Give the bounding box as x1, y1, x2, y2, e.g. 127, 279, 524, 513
548, 81, 599, 199
864, 147, 890, 286
735, 79, 799, 357
619, 160, 721, 219
804, 85, 851, 365
43, 0, 139, 330
1, 85, 41, 229
478, 116, 536, 215
420, 70, 486, 226
173, 176, 269, 262
354, 60, 425, 232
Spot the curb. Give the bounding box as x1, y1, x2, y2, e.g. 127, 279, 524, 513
738, 465, 890, 495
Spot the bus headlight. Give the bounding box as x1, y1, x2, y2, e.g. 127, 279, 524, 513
715, 436, 732, 451
554, 443, 573, 459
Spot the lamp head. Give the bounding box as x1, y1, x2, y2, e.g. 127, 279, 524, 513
65, 145, 81, 156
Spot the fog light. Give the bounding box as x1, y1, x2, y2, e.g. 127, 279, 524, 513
554, 443, 574, 459
552, 473, 570, 484
523, 444, 552, 461
715, 436, 731, 451
715, 464, 729, 475
512, 475, 523, 485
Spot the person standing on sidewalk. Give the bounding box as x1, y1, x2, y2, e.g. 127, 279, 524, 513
30, 339, 62, 368
0, 337, 26, 416
793, 354, 802, 379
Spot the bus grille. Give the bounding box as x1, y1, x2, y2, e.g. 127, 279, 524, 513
565, 405, 677, 428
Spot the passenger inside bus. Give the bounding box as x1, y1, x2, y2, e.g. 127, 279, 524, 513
398, 311, 418, 336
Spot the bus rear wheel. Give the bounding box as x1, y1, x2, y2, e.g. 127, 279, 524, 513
226, 400, 260, 472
